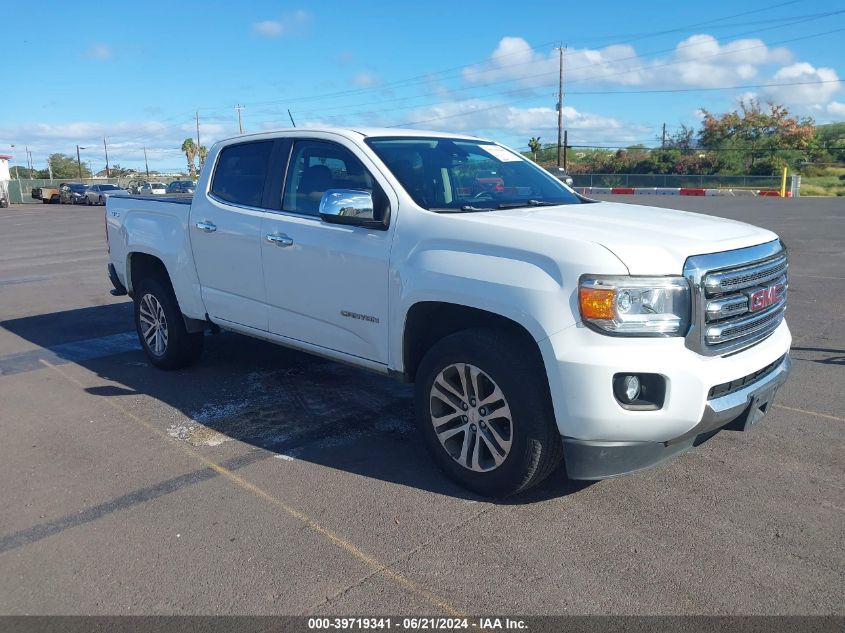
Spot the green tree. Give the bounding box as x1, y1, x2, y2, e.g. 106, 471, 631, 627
181, 138, 197, 179
699, 99, 814, 173
198, 145, 208, 172
527, 137, 542, 162
48, 153, 91, 179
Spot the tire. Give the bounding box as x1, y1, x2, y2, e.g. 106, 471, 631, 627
99, 196, 104, 206
133, 276, 204, 370
42, 199, 48, 204
86, 197, 92, 206
414, 328, 563, 497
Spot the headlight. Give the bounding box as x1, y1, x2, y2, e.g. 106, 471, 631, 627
578, 275, 690, 336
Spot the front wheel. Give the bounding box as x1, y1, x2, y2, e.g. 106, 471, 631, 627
414, 328, 562, 497
134, 277, 204, 370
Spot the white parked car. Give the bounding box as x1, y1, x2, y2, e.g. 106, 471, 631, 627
139, 182, 167, 196
105, 128, 791, 496
86, 183, 127, 206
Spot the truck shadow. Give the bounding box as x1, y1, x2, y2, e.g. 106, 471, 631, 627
1, 303, 591, 505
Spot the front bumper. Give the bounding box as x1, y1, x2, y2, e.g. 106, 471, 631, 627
562, 354, 792, 480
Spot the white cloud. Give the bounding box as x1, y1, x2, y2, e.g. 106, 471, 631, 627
252, 10, 310, 38
349, 71, 381, 88
396, 98, 646, 144
1, 119, 237, 171
826, 101, 845, 117
252, 20, 284, 37
463, 34, 798, 90
763, 62, 841, 105
84, 44, 113, 60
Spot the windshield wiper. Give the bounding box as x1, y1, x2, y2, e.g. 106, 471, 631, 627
497, 199, 560, 209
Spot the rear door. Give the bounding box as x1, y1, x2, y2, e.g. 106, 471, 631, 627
190, 139, 283, 331
260, 137, 395, 363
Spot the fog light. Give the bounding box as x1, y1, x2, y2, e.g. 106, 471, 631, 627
612, 373, 667, 411
621, 375, 640, 403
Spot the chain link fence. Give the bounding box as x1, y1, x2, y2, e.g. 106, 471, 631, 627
570, 174, 789, 189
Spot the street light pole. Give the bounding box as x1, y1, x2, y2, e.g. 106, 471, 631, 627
143, 146, 150, 179
103, 137, 110, 178
76, 145, 86, 178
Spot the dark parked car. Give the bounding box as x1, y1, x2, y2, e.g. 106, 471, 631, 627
544, 166, 574, 187
165, 180, 196, 194
0, 188, 8, 208
59, 182, 89, 204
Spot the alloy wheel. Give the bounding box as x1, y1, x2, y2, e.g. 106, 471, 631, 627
139, 293, 169, 356
429, 363, 513, 472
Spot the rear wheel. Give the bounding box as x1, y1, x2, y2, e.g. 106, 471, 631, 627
134, 277, 204, 370
414, 328, 562, 497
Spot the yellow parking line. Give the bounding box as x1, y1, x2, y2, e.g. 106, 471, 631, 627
39, 358, 465, 616
774, 404, 844, 423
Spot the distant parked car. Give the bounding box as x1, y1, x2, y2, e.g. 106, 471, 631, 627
472, 170, 505, 195
86, 183, 127, 206
0, 187, 8, 208
139, 182, 167, 196
544, 166, 574, 187
165, 180, 196, 194
60, 183, 89, 205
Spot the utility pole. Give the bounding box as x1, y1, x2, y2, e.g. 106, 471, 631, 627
235, 104, 245, 134
76, 145, 86, 178
103, 137, 110, 178
10, 145, 19, 179
143, 146, 150, 179
563, 130, 568, 171
25, 145, 33, 174
195, 111, 201, 149
555, 45, 566, 167
661, 123, 667, 150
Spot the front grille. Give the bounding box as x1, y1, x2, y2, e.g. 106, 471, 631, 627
708, 354, 786, 398
685, 241, 788, 355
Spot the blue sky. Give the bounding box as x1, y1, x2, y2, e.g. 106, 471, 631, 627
1, 0, 842, 173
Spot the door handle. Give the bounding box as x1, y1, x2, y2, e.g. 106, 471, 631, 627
195, 221, 217, 233
266, 233, 294, 247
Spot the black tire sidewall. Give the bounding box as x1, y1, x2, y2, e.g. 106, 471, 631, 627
414, 328, 559, 497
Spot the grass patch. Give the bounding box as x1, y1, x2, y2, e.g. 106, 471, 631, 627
800, 166, 845, 196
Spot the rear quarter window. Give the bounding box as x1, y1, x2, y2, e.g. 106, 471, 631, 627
211, 141, 274, 207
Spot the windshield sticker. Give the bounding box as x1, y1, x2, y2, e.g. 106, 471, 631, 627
480, 145, 522, 162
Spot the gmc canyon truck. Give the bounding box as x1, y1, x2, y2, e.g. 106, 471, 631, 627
106, 128, 791, 496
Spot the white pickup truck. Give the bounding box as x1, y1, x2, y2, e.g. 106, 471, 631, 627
106, 128, 791, 496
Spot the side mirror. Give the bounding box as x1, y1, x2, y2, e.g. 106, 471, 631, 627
318, 189, 385, 229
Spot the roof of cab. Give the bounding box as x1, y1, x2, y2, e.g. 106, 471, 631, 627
217, 127, 487, 145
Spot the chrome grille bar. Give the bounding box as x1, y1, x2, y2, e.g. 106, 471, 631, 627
684, 240, 788, 356
703, 255, 787, 295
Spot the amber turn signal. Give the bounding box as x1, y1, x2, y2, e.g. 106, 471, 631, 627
579, 287, 616, 320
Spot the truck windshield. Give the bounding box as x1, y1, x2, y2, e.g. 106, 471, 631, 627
366, 136, 580, 211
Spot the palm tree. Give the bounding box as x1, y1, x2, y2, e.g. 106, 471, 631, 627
198, 145, 208, 170
181, 138, 197, 179
528, 136, 542, 162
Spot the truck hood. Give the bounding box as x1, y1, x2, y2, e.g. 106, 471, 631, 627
484, 200, 778, 274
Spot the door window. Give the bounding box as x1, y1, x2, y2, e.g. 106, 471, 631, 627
211, 141, 274, 208
282, 140, 377, 216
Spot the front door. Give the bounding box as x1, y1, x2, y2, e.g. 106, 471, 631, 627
260, 138, 394, 364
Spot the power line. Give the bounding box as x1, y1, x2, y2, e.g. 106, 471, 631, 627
190, 1, 816, 114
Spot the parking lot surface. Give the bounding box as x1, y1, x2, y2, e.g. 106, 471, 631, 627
0, 196, 842, 615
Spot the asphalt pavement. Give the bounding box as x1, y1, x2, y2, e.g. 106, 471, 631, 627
0, 196, 842, 615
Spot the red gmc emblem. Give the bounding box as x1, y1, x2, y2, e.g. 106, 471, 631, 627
748, 283, 785, 312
